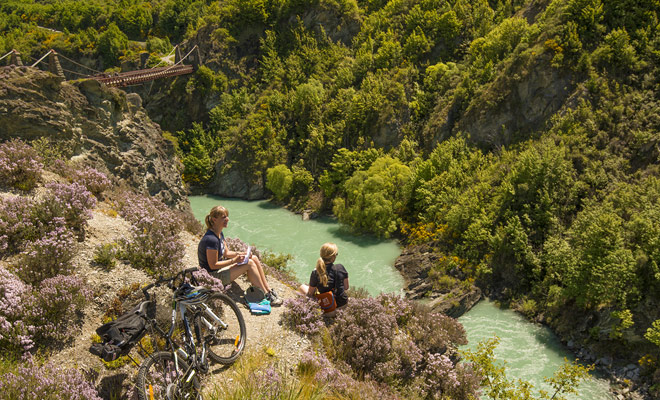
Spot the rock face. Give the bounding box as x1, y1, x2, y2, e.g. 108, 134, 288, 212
425, 52, 577, 150
395, 242, 482, 318
0, 66, 188, 208
458, 54, 575, 148
207, 161, 265, 200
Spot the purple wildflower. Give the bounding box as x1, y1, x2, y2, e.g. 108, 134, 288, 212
0, 357, 102, 400
14, 218, 76, 286
0, 139, 43, 191
281, 295, 325, 336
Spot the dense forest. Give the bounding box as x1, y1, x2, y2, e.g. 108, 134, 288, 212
3, 0, 660, 395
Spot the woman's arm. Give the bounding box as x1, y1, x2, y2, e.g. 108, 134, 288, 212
306, 286, 317, 298
206, 248, 240, 270
344, 278, 349, 290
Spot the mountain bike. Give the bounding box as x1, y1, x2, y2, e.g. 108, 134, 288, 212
135, 267, 246, 400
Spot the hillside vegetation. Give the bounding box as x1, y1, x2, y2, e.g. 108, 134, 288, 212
0, 139, 599, 400
2, 0, 660, 396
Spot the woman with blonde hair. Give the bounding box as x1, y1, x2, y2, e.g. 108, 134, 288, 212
298, 242, 349, 311
198, 205, 282, 306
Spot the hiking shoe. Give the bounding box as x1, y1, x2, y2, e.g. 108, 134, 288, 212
266, 290, 283, 306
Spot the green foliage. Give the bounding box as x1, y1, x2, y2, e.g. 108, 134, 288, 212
146, 36, 172, 54
544, 203, 637, 309
592, 28, 642, 73
469, 17, 530, 67
113, 3, 153, 39
334, 156, 411, 237
266, 164, 293, 201
645, 320, 660, 347
610, 309, 634, 340
462, 337, 594, 400
93, 243, 118, 270
175, 123, 219, 185
188, 65, 228, 96
97, 22, 128, 67
319, 147, 384, 197
291, 165, 314, 197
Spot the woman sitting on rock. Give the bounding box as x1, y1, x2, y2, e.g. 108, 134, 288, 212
298, 242, 349, 314
198, 205, 282, 306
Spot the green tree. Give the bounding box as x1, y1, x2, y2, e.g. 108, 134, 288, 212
182, 141, 214, 184
645, 319, 660, 347
334, 156, 412, 237
266, 164, 293, 201
97, 22, 128, 67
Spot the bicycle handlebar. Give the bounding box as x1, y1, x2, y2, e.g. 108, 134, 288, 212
141, 267, 201, 300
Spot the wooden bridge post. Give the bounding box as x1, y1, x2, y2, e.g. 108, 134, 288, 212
48, 50, 65, 78
175, 46, 183, 64
140, 52, 150, 69
191, 46, 202, 69
9, 49, 23, 66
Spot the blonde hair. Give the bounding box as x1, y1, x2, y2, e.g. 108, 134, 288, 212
205, 205, 228, 230
315, 242, 338, 287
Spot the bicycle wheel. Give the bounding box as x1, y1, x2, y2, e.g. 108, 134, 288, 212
136, 351, 201, 400
197, 292, 246, 364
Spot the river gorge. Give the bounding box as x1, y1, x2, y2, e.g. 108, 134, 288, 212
190, 195, 614, 399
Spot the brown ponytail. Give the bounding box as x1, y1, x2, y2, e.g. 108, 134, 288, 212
316, 242, 338, 287
205, 205, 228, 230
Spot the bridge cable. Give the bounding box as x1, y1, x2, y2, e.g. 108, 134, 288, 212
162, 44, 178, 60
162, 44, 198, 73
0, 51, 14, 62
56, 52, 102, 74
30, 49, 53, 68
60, 67, 91, 78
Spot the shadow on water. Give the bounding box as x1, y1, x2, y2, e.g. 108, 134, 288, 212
325, 224, 392, 248
255, 200, 280, 210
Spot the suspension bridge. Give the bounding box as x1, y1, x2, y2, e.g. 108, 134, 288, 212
0, 44, 200, 87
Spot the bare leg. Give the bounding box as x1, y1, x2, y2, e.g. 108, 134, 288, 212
228, 261, 267, 291
250, 255, 271, 292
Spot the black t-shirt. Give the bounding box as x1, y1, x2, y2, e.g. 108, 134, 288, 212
309, 263, 348, 307
198, 230, 225, 272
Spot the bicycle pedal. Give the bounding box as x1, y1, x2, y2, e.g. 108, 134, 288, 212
198, 362, 209, 374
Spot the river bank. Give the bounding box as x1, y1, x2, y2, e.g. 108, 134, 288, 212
189, 195, 633, 399
393, 242, 651, 400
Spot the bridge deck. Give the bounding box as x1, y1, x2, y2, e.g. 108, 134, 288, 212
90, 64, 193, 87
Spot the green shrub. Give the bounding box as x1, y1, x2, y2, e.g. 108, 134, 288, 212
93, 243, 118, 270
333, 156, 412, 238
266, 164, 293, 201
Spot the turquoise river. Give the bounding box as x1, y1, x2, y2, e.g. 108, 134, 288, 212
190, 195, 614, 399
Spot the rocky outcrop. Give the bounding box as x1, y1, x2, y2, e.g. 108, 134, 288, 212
425, 52, 578, 150
0, 66, 188, 208
458, 53, 576, 148
395, 242, 482, 317
207, 162, 265, 200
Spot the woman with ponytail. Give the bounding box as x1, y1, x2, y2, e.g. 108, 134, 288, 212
198, 205, 282, 306
298, 243, 350, 310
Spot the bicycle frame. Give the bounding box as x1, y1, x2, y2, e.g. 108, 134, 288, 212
139, 269, 213, 396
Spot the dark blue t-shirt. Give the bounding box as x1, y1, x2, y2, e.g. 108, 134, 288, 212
198, 230, 225, 272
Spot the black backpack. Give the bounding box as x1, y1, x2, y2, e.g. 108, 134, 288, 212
89, 301, 154, 362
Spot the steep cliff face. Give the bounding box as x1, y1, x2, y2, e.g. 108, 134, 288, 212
0, 66, 188, 208
457, 53, 576, 148
425, 52, 578, 149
